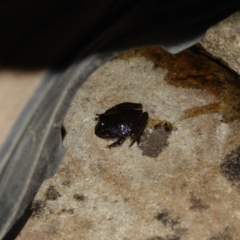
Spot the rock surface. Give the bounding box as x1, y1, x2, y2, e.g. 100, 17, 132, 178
200, 12, 240, 75
17, 13, 240, 240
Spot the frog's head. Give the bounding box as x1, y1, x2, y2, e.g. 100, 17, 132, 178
95, 120, 114, 139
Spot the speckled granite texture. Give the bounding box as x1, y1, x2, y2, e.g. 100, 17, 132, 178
17, 13, 240, 240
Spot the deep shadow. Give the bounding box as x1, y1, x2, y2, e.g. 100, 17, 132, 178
0, 0, 150, 70
2, 203, 32, 240
0, 0, 239, 70
61, 125, 67, 141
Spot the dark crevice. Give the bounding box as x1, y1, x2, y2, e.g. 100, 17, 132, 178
3, 203, 32, 240
61, 125, 67, 141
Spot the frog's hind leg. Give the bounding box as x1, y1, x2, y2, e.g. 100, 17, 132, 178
129, 112, 149, 147
101, 102, 142, 117
114, 102, 142, 111
107, 136, 127, 148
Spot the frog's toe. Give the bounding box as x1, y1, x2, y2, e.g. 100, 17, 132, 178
129, 140, 136, 147
107, 136, 127, 148
129, 135, 141, 146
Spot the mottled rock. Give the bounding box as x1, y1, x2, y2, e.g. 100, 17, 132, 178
17, 14, 240, 240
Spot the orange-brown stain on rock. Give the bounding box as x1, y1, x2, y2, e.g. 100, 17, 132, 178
119, 46, 240, 123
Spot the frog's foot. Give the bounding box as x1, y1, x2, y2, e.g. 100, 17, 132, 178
129, 139, 138, 147
107, 136, 127, 148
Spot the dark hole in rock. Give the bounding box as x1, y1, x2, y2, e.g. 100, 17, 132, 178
61, 125, 67, 141
45, 185, 61, 201
60, 208, 74, 214
220, 146, 240, 182
73, 194, 86, 202
155, 209, 180, 228
30, 200, 46, 217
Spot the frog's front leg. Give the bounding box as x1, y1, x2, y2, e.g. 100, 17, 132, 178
107, 135, 128, 148
129, 112, 149, 146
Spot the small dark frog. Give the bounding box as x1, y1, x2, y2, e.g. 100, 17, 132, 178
95, 102, 149, 148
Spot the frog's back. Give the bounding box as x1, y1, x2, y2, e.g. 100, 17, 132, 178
106, 111, 140, 135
